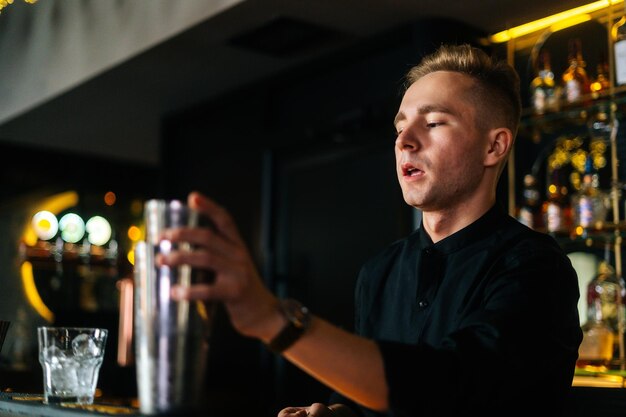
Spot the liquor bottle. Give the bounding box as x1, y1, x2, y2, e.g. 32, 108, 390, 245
530, 49, 557, 114
613, 2, 626, 86
562, 38, 590, 104
590, 60, 610, 99
587, 104, 612, 142
571, 155, 609, 237
578, 295, 615, 369
542, 168, 570, 236
518, 173, 542, 229
584, 243, 625, 369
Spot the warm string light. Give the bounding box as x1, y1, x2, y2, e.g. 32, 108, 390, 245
0, 0, 37, 14
490, 0, 625, 43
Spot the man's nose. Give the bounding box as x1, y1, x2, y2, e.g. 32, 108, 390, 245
395, 126, 419, 151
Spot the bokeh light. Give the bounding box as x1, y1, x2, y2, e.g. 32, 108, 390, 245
59, 213, 85, 243
86, 216, 112, 246
104, 191, 117, 206
32, 211, 59, 241
130, 199, 143, 216
127, 225, 142, 241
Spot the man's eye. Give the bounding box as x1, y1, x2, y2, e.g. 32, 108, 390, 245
426, 121, 443, 128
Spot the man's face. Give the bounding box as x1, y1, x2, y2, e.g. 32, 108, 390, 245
393, 71, 489, 212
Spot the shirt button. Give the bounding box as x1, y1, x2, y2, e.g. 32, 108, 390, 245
424, 248, 432, 255
418, 300, 429, 308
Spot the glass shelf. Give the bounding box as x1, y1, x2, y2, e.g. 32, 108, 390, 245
520, 86, 626, 130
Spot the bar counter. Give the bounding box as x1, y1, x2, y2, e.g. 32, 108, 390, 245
1, 375, 626, 417
1, 387, 626, 417
0, 393, 210, 417
0, 393, 139, 417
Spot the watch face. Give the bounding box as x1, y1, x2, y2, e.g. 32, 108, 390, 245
281, 299, 311, 329
267, 299, 312, 353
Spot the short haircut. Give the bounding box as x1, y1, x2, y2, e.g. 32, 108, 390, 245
405, 44, 521, 138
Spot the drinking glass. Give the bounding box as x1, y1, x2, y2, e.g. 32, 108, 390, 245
37, 327, 108, 405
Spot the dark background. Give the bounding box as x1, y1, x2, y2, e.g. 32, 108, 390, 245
0, 8, 623, 417
158, 19, 487, 415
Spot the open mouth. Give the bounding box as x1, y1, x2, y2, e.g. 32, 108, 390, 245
402, 163, 423, 177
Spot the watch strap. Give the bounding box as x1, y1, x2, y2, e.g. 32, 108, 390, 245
267, 299, 310, 353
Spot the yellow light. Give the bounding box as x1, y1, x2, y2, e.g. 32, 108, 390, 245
127, 248, 135, 266
550, 14, 592, 32
490, 0, 623, 43
127, 225, 142, 242
32, 211, 59, 241
21, 191, 78, 322
20, 262, 54, 323
0, 0, 37, 14
23, 191, 79, 246
196, 301, 209, 321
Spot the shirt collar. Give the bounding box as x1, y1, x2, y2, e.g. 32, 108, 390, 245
417, 203, 508, 255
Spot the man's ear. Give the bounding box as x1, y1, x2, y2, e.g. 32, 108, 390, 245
484, 128, 513, 168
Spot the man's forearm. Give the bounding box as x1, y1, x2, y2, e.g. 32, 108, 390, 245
282, 316, 388, 412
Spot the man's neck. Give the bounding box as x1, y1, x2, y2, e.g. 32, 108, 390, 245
421, 202, 494, 243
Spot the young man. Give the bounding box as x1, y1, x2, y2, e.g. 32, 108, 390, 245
162, 44, 582, 417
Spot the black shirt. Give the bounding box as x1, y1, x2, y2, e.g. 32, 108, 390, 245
333, 204, 582, 417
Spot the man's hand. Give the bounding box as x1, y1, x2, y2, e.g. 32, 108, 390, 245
278, 403, 354, 417
163, 191, 282, 342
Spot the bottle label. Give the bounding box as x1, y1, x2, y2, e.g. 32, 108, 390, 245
566, 79, 582, 102
615, 40, 626, 85
533, 88, 546, 114
546, 203, 563, 232
579, 196, 593, 228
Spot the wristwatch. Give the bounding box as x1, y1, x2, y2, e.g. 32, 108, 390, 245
267, 298, 311, 353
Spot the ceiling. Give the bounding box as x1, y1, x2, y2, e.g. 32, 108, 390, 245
0, 0, 593, 166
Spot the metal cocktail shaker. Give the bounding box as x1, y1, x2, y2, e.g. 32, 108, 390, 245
134, 199, 215, 415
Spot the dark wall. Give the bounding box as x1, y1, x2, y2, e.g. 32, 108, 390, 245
161, 18, 487, 417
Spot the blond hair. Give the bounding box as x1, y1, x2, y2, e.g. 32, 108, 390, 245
405, 44, 521, 137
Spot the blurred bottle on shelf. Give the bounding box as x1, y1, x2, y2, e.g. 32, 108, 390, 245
518, 173, 542, 229
590, 60, 610, 98
530, 49, 558, 114
587, 104, 612, 141
571, 155, 609, 238
582, 242, 625, 369
542, 168, 571, 236
578, 294, 616, 369
562, 38, 590, 104
586, 105, 614, 223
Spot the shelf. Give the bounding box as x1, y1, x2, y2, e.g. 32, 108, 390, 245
520, 85, 626, 129
574, 367, 626, 388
